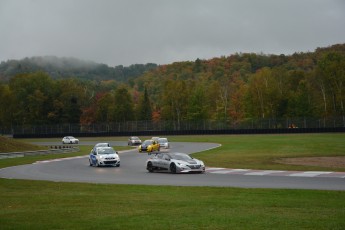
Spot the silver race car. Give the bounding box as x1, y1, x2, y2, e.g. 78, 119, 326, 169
146, 152, 205, 174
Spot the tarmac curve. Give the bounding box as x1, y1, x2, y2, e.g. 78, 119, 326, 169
0, 141, 344, 190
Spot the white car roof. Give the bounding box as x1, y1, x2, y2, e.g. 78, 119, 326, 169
94, 143, 110, 146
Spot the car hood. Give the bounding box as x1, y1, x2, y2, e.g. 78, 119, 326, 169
172, 159, 203, 165
98, 154, 119, 158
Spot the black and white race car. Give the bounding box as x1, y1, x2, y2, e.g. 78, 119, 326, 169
146, 152, 205, 174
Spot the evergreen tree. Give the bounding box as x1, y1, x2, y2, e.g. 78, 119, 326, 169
112, 86, 134, 122
137, 87, 152, 121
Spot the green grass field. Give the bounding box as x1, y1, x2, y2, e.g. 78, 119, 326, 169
1, 134, 345, 229
1, 179, 344, 230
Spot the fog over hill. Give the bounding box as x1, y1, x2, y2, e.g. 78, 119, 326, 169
0, 56, 158, 82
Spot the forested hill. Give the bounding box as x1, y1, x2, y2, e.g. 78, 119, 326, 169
0, 43, 344, 130
0, 56, 158, 82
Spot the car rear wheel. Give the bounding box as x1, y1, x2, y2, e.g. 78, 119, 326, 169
89, 159, 92, 166
170, 163, 177, 174
147, 162, 154, 172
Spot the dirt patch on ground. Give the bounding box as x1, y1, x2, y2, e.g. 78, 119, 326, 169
276, 156, 345, 168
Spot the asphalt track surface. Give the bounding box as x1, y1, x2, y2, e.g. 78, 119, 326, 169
1, 141, 344, 190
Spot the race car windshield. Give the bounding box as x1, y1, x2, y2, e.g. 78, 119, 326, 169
98, 149, 115, 155
171, 153, 192, 161
143, 140, 153, 145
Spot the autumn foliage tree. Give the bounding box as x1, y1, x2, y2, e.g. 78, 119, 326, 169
0, 44, 344, 130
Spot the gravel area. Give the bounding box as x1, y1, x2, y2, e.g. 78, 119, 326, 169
277, 156, 345, 168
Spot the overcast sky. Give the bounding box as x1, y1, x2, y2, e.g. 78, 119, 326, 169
1, 0, 344, 66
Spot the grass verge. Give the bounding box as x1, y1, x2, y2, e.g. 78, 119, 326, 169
170, 133, 345, 171
1, 179, 345, 230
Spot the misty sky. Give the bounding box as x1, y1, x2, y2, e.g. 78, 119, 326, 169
1, 0, 344, 66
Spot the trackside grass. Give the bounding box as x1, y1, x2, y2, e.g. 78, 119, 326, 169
1, 179, 345, 230
170, 133, 345, 171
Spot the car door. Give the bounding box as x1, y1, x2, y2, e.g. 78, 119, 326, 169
152, 153, 162, 167
151, 141, 157, 151
160, 154, 171, 169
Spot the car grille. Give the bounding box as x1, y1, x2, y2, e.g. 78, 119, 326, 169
105, 157, 115, 160
188, 164, 201, 169
104, 160, 118, 165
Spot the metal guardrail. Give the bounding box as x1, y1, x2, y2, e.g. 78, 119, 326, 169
0, 147, 79, 159
2, 117, 345, 136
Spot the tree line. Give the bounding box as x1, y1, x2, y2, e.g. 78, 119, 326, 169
0, 44, 344, 130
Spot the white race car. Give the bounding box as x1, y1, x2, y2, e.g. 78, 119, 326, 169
89, 147, 120, 167
128, 136, 142, 146
91, 143, 110, 154
62, 136, 79, 144
158, 137, 170, 149
146, 152, 205, 174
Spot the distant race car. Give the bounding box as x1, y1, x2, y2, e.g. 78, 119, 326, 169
128, 136, 142, 146
151, 137, 160, 142
146, 152, 205, 174
138, 139, 160, 154
62, 136, 79, 144
158, 137, 170, 149
91, 143, 110, 154
89, 146, 120, 167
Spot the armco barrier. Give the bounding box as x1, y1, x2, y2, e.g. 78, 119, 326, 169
0, 147, 79, 159
12, 127, 345, 138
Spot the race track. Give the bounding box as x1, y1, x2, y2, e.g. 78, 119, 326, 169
1, 141, 344, 190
